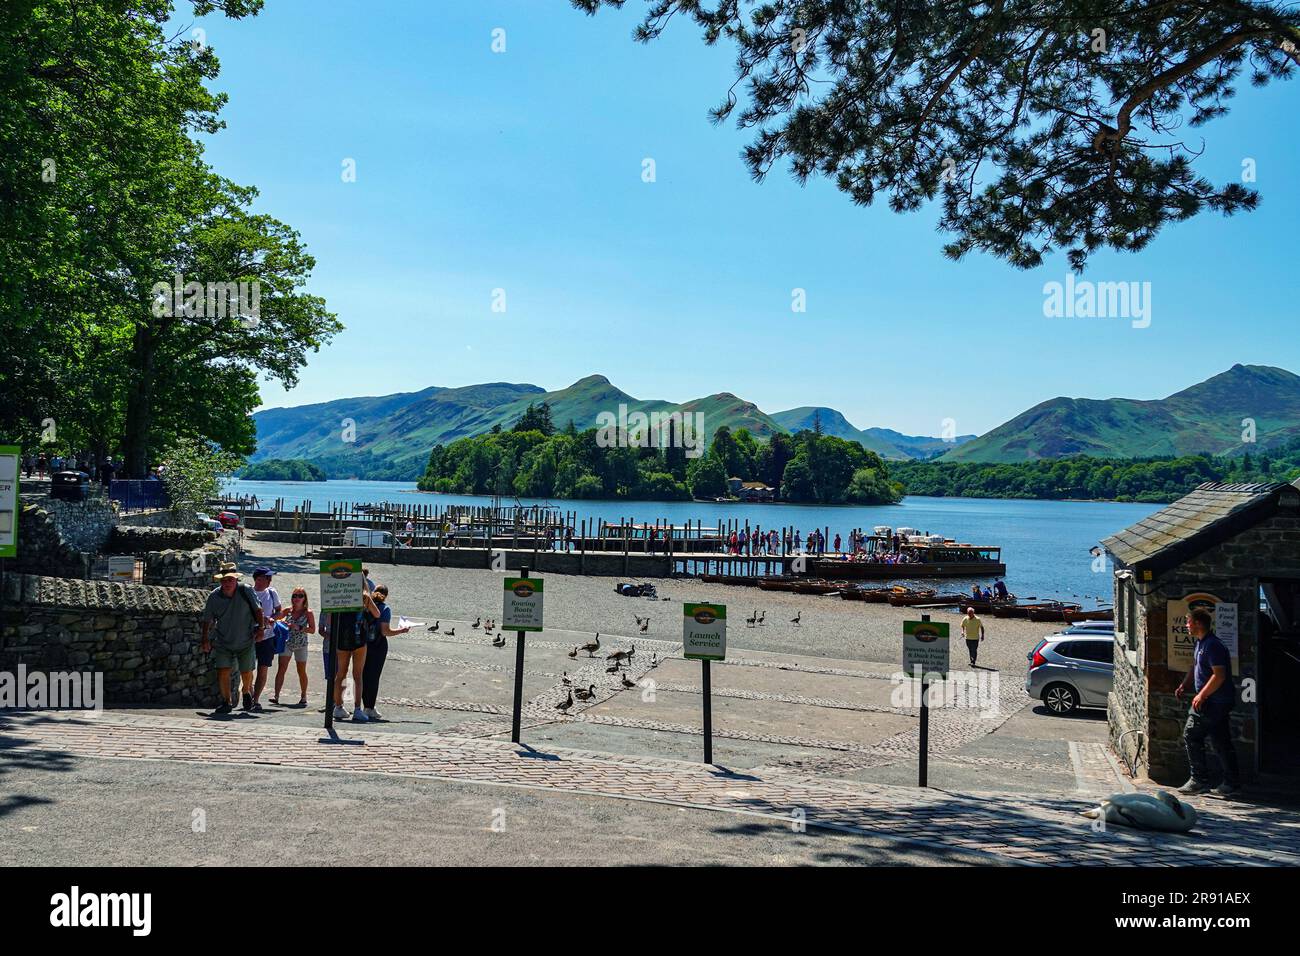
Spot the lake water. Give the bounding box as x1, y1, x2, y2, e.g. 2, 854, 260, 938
221, 479, 1159, 605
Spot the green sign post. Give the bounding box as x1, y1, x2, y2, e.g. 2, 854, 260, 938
903, 615, 950, 787
504, 570, 543, 743
0, 446, 19, 560
684, 602, 726, 763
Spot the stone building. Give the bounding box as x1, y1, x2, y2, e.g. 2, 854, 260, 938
1101, 480, 1300, 786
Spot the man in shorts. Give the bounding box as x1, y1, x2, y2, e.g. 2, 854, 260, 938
200, 565, 264, 714
249, 567, 283, 712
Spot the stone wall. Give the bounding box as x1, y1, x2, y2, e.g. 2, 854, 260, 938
9, 503, 93, 579
0, 573, 217, 706
1109, 507, 1300, 783
142, 548, 231, 589
108, 524, 216, 554
20, 495, 116, 554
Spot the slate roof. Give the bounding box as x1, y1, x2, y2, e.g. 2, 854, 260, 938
1, 573, 207, 613
1101, 480, 1300, 572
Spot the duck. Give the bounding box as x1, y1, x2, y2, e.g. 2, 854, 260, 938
579, 633, 601, 657
620, 672, 636, 689
555, 690, 573, 713
567, 646, 578, 659
574, 684, 597, 701
606, 643, 634, 664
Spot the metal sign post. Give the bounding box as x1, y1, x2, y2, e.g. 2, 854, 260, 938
503, 567, 543, 744
903, 613, 949, 788
683, 602, 726, 765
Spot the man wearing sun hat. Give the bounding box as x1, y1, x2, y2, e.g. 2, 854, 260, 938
200, 563, 264, 715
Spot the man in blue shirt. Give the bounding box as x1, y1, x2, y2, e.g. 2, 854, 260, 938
1176, 608, 1240, 796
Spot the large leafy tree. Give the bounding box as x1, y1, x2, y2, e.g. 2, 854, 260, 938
0, 1, 338, 474
574, 0, 1298, 269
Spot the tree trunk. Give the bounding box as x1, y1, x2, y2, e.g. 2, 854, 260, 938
121, 319, 157, 479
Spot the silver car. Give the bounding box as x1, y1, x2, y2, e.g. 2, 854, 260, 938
1025, 633, 1115, 714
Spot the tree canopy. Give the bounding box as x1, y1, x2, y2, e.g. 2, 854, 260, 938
574, 0, 1298, 269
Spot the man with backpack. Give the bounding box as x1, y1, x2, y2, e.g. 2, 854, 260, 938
200, 563, 264, 714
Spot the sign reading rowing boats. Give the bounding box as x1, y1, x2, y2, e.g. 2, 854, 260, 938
683, 603, 726, 661
503, 576, 544, 632
319, 559, 364, 612
106, 556, 136, 581
0, 446, 18, 559
903, 619, 950, 681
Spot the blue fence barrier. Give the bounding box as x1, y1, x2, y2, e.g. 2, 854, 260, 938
109, 479, 169, 512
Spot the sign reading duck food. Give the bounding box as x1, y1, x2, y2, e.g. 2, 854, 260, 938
903, 619, 950, 681
319, 559, 364, 612
503, 576, 544, 632
683, 603, 726, 661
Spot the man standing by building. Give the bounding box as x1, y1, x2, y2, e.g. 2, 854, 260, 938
961, 606, 984, 666
200, 565, 263, 714
249, 567, 283, 712
1177, 608, 1240, 797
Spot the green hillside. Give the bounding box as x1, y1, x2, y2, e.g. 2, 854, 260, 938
769, 407, 976, 459
942, 365, 1300, 463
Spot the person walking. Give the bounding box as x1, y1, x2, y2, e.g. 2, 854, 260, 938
1177, 608, 1240, 797
200, 565, 263, 714
961, 607, 984, 666
249, 568, 283, 711
359, 584, 410, 720
273, 588, 315, 707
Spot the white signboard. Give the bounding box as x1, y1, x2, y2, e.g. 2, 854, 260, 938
1168, 592, 1238, 670
0, 446, 17, 559
683, 603, 726, 661
903, 620, 950, 681
319, 559, 364, 613
503, 577, 544, 632
106, 556, 136, 581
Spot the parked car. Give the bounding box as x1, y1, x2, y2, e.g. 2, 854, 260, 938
1059, 621, 1114, 634
342, 526, 410, 548
216, 510, 242, 529
195, 513, 222, 532
1025, 633, 1116, 714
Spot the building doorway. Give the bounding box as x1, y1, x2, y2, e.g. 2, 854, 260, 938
1259, 579, 1300, 776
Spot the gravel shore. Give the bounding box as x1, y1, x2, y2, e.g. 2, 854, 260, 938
243, 537, 1057, 674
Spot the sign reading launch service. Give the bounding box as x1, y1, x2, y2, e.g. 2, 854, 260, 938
683, 603, 726, 661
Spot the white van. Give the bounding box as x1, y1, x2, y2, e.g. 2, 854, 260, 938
343, 527, 409, 548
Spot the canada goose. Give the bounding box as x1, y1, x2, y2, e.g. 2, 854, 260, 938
491, 634, 506, 648
634, 615, 647, 627
579, 633, 601, 657
639, 619, 649, 633
555, 690, 573, 713
471, 617, 481, 629
626, 644, 635, 661
574, 684, 597, 701
445, 627, 456, 637
620, 672, 636, 689
561, 672, 572, 686
607, 644, 634, 664
429, 621, 439, 633
745, 611, 757, 627
605, 661, 621, 674
790, 611, 801, 626
757, 611, 766, 626
567, 646, 578, 659
650, 652, 658, 666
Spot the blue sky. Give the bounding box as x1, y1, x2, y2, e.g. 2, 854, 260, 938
193, 0, 1299, 437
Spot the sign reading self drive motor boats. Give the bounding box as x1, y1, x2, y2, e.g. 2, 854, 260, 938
503, 577, 544, 632
903, 619, 950, 681
319, 559, 364, 613
1167, 592, 1238, 670
683, 603, 726, 661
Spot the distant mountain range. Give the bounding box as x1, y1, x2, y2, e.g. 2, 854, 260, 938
249, 374, 969, 479
249, 365, 1300, 480
943, 364, 1300, 462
